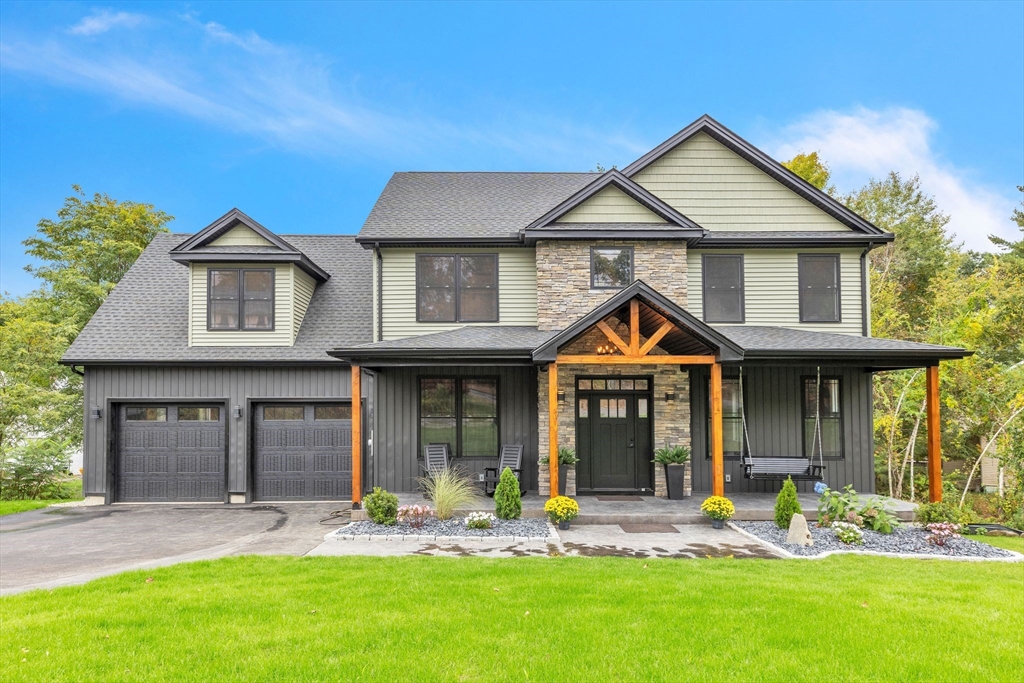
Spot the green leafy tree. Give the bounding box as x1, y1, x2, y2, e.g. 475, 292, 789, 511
782, 151, 834, 193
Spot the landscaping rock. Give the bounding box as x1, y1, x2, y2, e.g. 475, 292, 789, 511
341, 517, 552, 539
786, 514, 813, 546
985, 530, 1020, 537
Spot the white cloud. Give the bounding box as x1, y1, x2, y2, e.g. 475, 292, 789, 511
68, 9, 146, 36
768, 107, 1017, 251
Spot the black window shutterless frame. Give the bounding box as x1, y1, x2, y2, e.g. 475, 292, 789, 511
802, 375, 844, 459
798, 254, 841, 323
702, 254, 745, 323
590, 246, 634, 290
417, 376, 500, 458
415, 254, 499, 323
206, 268, 275, 331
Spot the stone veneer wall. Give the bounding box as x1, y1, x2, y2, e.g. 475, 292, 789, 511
535, 240, 688, 331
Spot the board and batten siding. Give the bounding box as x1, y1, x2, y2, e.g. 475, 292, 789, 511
371, 365, 538, 493
686, 248, 864, 335
380, 247, 537, 340
208, 225, 275, 246
556, 185, 663, 223
82, 364, 351, 497
633, 132, 851, 232
689, 365, 875, 495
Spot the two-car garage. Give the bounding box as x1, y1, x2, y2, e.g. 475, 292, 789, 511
114, 401, 352, 503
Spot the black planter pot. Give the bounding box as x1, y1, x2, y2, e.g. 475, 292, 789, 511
665, 463, 688, 500
558, 464, 570, 496
558, 520, 570, 530
711, 518, 725, 529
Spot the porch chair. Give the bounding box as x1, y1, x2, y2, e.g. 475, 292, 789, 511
422, 443, 451, 476
483, 444, 526, 497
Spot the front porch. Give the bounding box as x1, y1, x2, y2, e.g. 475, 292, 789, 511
353, 491, 918, 523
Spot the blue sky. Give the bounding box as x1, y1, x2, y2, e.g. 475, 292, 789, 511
2, 1, 1022, 296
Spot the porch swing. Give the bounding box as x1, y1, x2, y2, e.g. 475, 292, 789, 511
738, 366, 826, 482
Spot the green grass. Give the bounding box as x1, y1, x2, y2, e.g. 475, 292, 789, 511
973, 534, 1024, 553
2, 554, 1021, 682
0, 479, 82, 517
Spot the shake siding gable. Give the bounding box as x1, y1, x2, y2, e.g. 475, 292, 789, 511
556, 185, 663, 223
686, 249, 863, 335
207, 225, 276, 247
632, 132, 852, 232
380, 247, 537, 340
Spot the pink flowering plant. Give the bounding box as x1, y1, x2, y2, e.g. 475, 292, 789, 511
397, 504, 435, 528
925, 522, 961, 546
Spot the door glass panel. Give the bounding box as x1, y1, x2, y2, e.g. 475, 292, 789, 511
578, 399, 589, 418
617, 399, 627, 417
620, 379, 634, 390
599, 399, 608, 418
593, 379, 606, 390
635, 379, 648, 390
638, 398, 648, 419
578, 379, 592, 390
606, 379, 619, 390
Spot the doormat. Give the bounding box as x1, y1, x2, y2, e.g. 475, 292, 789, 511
619, 523, 679, 533
595, 495, 644, 502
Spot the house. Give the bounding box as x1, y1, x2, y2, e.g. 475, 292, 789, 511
62, 115, 969, 506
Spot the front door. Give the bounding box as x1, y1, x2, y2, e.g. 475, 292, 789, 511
576, 378, 652, 492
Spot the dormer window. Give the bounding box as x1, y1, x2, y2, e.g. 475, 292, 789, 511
208, 268, 275, 331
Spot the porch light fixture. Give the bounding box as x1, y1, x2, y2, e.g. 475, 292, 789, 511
557, 390, 566, 403
232, 405, 242, 419
90, 406, 102, 420
596, 343, 615, 355
665, 392, 676, 403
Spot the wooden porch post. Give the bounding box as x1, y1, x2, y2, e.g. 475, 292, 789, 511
548, 362, 559, 498
926, 363, 942, 503
351, 365, 362, 507
710, 361, 724, 497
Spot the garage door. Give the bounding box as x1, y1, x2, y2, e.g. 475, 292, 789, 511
254, 403, 352, 501
116, 405, 226, 502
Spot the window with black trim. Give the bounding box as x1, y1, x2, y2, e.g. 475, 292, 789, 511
804, 377, 842, 458
706, 377, 744, 457
798, 254, 840, 322
590, 247, 633, 289
419, 377, 498, 457
416, 255, 498, 322
208, 268, 275, 331
702, 254, 744, 323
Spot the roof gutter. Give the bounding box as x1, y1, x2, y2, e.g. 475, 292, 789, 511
355, 236, 523, 248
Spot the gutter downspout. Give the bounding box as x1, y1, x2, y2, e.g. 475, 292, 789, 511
374, 243, 383, 342
860, 242, 874, 337
70, 365, 85, 376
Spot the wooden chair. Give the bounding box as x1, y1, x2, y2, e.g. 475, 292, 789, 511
483, 444, 525, 497
422, 443, 451, 476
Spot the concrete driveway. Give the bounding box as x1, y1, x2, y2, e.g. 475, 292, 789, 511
0, 502, 348, 595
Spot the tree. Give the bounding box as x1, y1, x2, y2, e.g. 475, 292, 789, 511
782, 151, 834, 193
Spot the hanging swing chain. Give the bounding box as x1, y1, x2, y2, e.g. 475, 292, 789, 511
739, 367, 753, 463
813, 366, 825, 470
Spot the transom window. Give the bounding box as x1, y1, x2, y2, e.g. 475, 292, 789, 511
798, 254, 841, 322
178, 407, 220, 421
804, 377, 843, 458
208, 268, 275, 331
416, 254, 498, 323
590, 247, 633, 289
577, 378, 649, 391
702, 254, 744, 323
419, 378, 498, 457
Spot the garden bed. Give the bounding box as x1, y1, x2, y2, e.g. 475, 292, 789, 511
332, 517, 556, 541
733, 521, 1021, 560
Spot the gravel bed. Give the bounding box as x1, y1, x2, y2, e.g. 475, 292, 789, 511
735, 521, 1018, 559
343, 517, 551, 539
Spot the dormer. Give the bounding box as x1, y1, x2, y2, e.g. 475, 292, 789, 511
170, 209, 330, 347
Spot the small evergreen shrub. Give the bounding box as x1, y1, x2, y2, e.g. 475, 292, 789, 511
774, 477, 802, 529
494, 467, 522, 520
364, 486, 399, 526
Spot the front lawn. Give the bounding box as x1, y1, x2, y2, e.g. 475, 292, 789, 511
0, 479, 82, 517
974, 533, 1024, 554
2, 554, 1021, 682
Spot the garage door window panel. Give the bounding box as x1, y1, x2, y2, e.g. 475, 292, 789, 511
314, 405, 352, 420
126, 407, 167, 421
264, 406, 304, 420
179, 407, 220, 421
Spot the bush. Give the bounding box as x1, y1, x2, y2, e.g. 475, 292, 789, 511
700, 495, 735, 521
465, 512, 496, 529
396, 504, 434, 528
417, 467, 480, 520
0, 439, 73, 501
544, 496, 579, 523
540, 447, 579, 466
364, 487, 399, 526
925, 522, 961, 546
833, 521, 864, 545
915, 501, 973, 526
653, 445, 691, 465
817, 485, 860, 527
859, 499, 898, 534
494, 467, 522, 520
774, 477, 802, 529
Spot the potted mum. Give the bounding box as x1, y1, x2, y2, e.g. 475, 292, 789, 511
544, 495, 580, 530
540, 447, 579, 496
700, 495, 735, 529
653, 445, 691, 500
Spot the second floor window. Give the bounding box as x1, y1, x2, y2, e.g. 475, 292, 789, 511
416, 254, 498, 322
702, 254, 744, 323
798, 254, 841, 322
591, 247, 633, 289
208, 268, 274, 331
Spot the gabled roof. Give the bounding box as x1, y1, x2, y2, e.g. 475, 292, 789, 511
532, 280, 744, 363
170, 208, 330, 281
521, 170, 705, 244
621, 115, 890, 237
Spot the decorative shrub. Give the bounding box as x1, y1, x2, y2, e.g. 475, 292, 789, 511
915, 501, 972, 526
465, 511, 496, 529
544, 496, 580, 523
817, 485, 860, 527
494, 467, 522, 520
417, 467, 480, 520
364, 487, 399, 526
925, 522, 961, 546
0, 439, 74, 501
540, 447, 579, 466
397, 504, 434, 528
700, 496, 735, 521
653, 445, 691, 465
833, 521, 864, 545
774, 477, 802, 529
859, 499, 898, 534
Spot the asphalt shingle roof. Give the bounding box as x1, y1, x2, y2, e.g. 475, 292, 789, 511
344, 326, 558, 352
62, 233, 372, 363
358, 172, 599, 242
715, 326, 967, 356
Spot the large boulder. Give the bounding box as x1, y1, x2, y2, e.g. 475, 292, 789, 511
787, 514, 814, 546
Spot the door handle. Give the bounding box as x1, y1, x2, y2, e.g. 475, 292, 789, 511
628, 439, 635, 448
